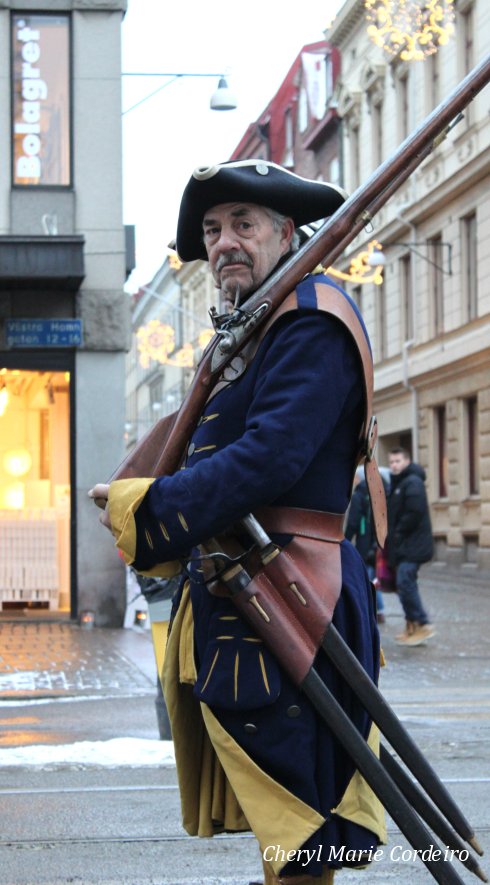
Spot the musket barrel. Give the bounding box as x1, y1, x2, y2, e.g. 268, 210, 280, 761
206, 534, 469, 884
380, 746, 488, 882
303, 668, 465, 885
322, 623, 480, 852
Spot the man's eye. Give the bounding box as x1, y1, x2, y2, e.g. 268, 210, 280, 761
204, 228, 219, 239
238, 221, 253, 232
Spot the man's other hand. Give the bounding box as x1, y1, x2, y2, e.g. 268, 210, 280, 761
88, 483, 112, 530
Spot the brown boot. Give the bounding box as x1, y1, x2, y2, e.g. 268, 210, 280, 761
395, 620, 414, 642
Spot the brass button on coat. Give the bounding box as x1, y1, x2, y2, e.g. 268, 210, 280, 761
244, 723, 258, 734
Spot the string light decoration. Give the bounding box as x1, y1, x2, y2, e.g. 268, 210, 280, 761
324, 239, 385, 285
364, 0, 455, 62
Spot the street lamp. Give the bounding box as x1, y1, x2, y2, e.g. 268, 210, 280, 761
121, 72, 237, 115
367, 241, 452, 275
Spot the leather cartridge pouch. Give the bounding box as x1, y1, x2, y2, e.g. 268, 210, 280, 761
202, 507, 344, 686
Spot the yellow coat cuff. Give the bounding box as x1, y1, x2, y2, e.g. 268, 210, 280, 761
108, 478, 180, 579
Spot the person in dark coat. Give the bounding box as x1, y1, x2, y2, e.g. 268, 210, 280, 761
387, 447, 435, 646
345, 468, 385, 623
90, 160, 387, 885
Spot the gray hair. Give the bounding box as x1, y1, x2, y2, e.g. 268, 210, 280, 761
264, 208, 300, 252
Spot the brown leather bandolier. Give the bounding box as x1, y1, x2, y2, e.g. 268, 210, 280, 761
201, 279, 388, 685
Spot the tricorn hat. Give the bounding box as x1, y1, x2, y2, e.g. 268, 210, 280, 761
175, 159, 348, 262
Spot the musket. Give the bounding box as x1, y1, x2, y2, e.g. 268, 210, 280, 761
204, 534, 466, 885
204, 516, 487, 884
108, 53, 490, 488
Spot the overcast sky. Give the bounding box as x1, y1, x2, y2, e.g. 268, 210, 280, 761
121, 0, 343, 292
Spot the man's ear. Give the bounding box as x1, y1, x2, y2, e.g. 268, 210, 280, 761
280, 217, 295, 254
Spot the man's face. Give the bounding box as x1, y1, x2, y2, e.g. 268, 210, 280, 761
389, 453, 410, 475
202, 202, 294, 311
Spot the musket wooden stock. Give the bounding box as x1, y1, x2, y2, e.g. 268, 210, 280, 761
109, 54, 490, 484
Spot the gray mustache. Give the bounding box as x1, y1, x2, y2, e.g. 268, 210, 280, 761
215, 251, 253, 272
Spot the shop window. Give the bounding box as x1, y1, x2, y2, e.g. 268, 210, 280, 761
11, 12, 71, 186
0, 369, 71, 612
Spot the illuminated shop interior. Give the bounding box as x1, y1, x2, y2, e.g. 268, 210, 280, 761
0, 369, 70, 612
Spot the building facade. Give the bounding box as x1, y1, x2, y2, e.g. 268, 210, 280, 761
125, 253, 215, 459
125, 2, 490, 571
327, 0, 490, 568
0, 0, 130, 622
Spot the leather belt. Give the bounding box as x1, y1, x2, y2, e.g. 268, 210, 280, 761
254, 505, 345, 543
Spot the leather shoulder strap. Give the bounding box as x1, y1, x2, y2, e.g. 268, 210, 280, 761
252, 278, 387, 547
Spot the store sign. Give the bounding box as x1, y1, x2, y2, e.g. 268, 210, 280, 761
12, 13, 71, 186
6, 319, 83, 348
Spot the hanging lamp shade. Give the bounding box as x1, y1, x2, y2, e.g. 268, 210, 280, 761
209, 77, 237, 111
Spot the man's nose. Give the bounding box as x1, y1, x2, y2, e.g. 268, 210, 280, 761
215, 226, 240, 252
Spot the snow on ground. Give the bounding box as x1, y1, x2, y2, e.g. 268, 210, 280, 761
0, 737, 176, 767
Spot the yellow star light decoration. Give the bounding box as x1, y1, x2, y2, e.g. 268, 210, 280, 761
364, 0, 455, 62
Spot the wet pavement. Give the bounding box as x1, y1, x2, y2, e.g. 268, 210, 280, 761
0, 620, 157, 700
0, 565, 489, 884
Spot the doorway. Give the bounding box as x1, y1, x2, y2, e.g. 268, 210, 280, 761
0, 362, 73, 616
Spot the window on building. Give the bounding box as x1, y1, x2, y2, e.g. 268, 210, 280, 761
426, 51, 441, 113
149, 374, 164, 417
11, 12, 71, 186
461, 3, 474, 72
329, 156, 340, 186
349, 123, 360, 192
461, 211, 478, 321
351, 285, 362, 310
429, 234, 445, 336
458, 2, 475, 125
282, 106, 294, 167
325, 53, 334, 102
435, 405, 448, 498
465, 396, 479, 495
375, 280, 386, 363
371, 100, 383, 170
400, 253, 413, 344
396, 71, 409, 142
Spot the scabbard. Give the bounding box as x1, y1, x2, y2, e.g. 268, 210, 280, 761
204, 531, 342, 685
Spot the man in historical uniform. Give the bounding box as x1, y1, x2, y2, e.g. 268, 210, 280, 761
90, 160, 386, 884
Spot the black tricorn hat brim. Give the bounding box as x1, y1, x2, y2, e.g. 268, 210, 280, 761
175, 159, 348, 262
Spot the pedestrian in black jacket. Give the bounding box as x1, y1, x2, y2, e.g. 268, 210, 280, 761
387, 447, 435, 647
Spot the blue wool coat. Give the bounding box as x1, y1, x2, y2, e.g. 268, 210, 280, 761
130, 273, 383, 875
